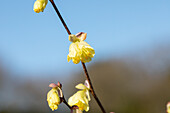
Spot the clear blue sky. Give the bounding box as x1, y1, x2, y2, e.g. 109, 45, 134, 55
0, 0, 170, 76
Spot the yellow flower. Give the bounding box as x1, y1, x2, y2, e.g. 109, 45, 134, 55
167, 102, 170, 113
33, 0, 48, 13
67, 33, 95, 64
47, 88, 61, 111
68, 83, 90, 112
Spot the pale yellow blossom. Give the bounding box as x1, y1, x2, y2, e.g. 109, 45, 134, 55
47, 88, 61, 111
67, 33, 95, 64
68, 83, 90, 112
33, 0, 48, 13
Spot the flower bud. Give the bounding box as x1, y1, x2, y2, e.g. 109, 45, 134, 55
49, 83, 58, 88
75, 32, 87, 41
69, 34, 79, 42
33, 0, 48, 13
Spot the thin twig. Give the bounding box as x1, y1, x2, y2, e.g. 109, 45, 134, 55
49, 0, 71, 35
49, 0, 106, 113
63, 96, 72, 109
81, 62, 106, 113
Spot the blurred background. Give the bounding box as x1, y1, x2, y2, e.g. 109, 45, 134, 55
0, 0, 170, 113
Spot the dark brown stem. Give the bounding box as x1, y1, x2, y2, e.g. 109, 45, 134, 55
49, 0, 71, 35
63, 96, 72, 109
49, 0, 106, 113
57, 82, 72, 109
81, 62, 106, 113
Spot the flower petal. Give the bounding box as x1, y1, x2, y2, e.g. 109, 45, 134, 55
76, 84, 87, 90
68, 90, 90, 112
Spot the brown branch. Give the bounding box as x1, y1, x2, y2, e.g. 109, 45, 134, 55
49, 0, 106, 113
81, 62, 106, 113
49, 0, 71, 35
63, 96, 72, 109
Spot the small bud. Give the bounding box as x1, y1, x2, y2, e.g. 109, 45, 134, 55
57, 82, 62, 88
84, 80, 90, 89
76, 32, 87, 41
49, 83, 58, 88
33, 0, 48, 13
69, 34, 79, 42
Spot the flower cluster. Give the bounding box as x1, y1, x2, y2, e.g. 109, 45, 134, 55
67, 32, 95, 64
34, 3, 95, 112
47, 81, 91, 112
45, 32, 94, 112
33, 0, 48, 13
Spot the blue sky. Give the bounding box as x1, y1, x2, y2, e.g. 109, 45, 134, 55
0, 0, 170, 76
